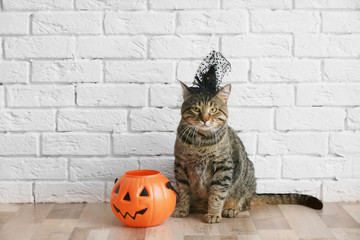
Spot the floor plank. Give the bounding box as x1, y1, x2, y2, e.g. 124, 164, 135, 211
0, 204, 22, 212
218, 216, 257, 235
341, 203, 360, 224
46, 203, 86, 219
249, 205, 291, 230
76, 203, 117, 228
331, 228, 360, 240
31, 219, 78, 240
145, 217, 184, 240
0, 212, 15, 230
279, 205, 336, 240
0, 203, 359, 240
318, 203, 360, 228
0, 204, 54, 240
258, 230, 299, 240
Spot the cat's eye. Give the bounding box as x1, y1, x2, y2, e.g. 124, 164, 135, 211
193, 107, 200, 113
210, 108, 217, 113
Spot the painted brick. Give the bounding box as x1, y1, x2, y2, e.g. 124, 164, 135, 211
130, 108, 180, 131
229, 84, 294, 106
350, 155, 360, 178
150, 84, 183, 108
33, 12, 102, 34
223, 0, 292, 9
0, 182, 33, 203
238, 133, 256, 155
76, 37, 146, 58
105, 12, 175, 34
0, 13, 29, 34
105, 182, 113, 202
297, 84, 360, 106
295, 34, 360, 57
257, 180, 321, 197
258, 133, 328, 156
323, 12, 360, 33
0, 87, 4, 108
324, 60, 360, 82
276, 108, 345, 130
177, 10, 247, 34
113, 133, 176, 155
0, 62, 29, 83
251, 10, 320, 33
7, 85, 74, 107
77, 84, 147, 107
76, 0, 146, 9
58, 109, 127, 132
222, 35, 292, 57
251, 59, 321, 82
139, 157, 175, 182
149, 0, 218, 9
31, 60, 101, 83
282, 156, 351, 179
252, 156, 282, 179
228, 108, 272, 131
0, 134, 37, 156
4, 37, 75, 59
177, 60, 249, 83
149, 36, 218, 59
3, 0, 73, 10
330, 132, 360, 155
347, 107, 360, 129
0, 158, 67, 180
323, 180, 360, 202
105, 61, 175, 83
42, 133, 110, 156
295, 0, 360, 9
0, 110, 55, 131
34, 182, 104, 203
70, 158, 139, 181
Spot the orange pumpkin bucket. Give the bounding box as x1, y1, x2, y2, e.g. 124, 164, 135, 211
110, 170, 177, 227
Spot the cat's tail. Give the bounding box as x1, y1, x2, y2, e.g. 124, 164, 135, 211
251, 193, 323, 210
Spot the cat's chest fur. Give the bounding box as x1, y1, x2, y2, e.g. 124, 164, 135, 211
178, 143, 230, 200
186, 151, 214, 199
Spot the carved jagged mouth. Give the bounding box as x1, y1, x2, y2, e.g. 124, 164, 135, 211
113, 204, 148, 220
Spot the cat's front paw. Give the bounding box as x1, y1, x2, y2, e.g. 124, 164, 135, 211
172, 207, 189, 218
222, 208, 238, 218
205, 213, 222, 223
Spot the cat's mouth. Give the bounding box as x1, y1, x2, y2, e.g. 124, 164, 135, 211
195, 127, 215, 138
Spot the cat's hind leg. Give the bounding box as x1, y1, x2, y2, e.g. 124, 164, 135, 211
222, 194, 253, 217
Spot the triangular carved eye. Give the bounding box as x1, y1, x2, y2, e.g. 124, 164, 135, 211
114, 185, 120, 194
140, 188, 149, 197
124, 192, 130, 201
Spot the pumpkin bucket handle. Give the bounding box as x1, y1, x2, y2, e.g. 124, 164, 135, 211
166, 181, 179, 201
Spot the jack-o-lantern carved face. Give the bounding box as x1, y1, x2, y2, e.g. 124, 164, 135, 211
110, 170, 177, 227
112, 184, 149, 220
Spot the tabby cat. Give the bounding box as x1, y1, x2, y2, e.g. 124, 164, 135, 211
173, 61, 323, 224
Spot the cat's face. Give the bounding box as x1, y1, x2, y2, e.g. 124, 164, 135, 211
180, 82, 231, 135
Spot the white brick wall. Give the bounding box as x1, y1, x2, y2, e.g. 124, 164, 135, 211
0, 0, 359, 203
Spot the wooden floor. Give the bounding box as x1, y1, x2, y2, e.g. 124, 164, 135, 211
0, 203, 359, 240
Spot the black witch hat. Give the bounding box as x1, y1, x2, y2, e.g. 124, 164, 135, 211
191, 50, 231, 93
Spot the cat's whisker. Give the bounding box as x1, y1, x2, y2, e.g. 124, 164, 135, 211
179, 126, 192, 141
184, 126, 195, 144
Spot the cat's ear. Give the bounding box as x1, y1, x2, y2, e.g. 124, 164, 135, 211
216, 84, 231, 103
179, 81, 191, 99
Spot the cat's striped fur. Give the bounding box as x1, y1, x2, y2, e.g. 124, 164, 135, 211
173, 82, 323, 223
